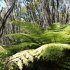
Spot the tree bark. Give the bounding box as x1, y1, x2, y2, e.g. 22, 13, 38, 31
0, 0, 16, 37
40, 0, 52, 27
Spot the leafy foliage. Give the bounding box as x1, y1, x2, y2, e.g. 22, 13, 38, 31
0, 46, 7, 54
11, 21, 43, 36
2, 21, 70, 70
49, 22, 61, 30
63, 24, 70, 34
0, 46, 7, 70
4, 22, 70, 54
0, 46, 7, 58
3, 21, 43, 55
6, 42, 38, 55
4, 33, 37, 44
40, 31, 67, 44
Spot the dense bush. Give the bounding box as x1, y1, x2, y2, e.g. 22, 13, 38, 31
39, 31, 67, 44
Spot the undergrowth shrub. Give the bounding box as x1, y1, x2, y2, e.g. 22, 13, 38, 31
0, 46, 7, 70
3, 21, 70, 54
50, 22, 61, 30
39, 31, 67, 44
64, 24, 70, 34
0, 46, 7, 57
6, 42, 38, 55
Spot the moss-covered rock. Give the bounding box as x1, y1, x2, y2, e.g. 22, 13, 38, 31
3, 44, 70, 70
39, 44, 70, 60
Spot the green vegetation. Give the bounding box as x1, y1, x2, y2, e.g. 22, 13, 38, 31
64, 24, 70, 34
1, 21, 70, 70
0, 0, 70, 70
3, 21, 70, 53
0, 46, 7, 54
4, 44, 70, 70
0, 46, 7, 70
40, 44, 70, 61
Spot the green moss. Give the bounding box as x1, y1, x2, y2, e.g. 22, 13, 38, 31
0, 46, 7, 57
5, 44, 70, 70
39, 44, 70, 61
64, 24, 70, 34
40, 31, 67, 44
0, 46, 7, 70
6, 42, 38, 55
51, 22, 61, 29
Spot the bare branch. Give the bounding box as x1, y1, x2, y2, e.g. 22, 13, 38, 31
0, 0, 16, 37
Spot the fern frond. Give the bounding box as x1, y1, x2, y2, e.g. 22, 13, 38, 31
4, 33, 39, 44
6, 42, 38, 55
11, 21, 43, 36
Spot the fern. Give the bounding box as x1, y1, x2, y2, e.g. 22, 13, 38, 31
39, 31, 68, 44
4, 33, 38, 44
0, 46, 7, 70
6, 42, 38, 55
0, 46, 7, 58
4, 21, 70, 53
63, 24, 70, 34
11, 21, 43, 36
3, 21, 44, 54
2, 21, 70, 70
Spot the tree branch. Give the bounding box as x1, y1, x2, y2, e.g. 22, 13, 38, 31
0, 0, 16, 37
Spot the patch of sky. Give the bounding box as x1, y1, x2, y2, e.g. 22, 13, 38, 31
0, 0, 6, 10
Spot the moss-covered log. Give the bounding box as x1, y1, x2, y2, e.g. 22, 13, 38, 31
2, 43, 70, 70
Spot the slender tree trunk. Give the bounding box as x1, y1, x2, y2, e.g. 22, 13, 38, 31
52, 0, 55, 23
41, 0, 51, 27
0, 0, 16, 37
56, 0, 59, 22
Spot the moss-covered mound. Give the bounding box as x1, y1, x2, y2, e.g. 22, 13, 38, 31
40, 31, 70, 44
0, 46, 7, 55
0, 46, 7, 70
3, 43, 70, 70
64, 24, 70, 34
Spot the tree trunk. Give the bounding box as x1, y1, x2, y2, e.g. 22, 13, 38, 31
0, 0, 16, 37
41, 0, 51, 27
